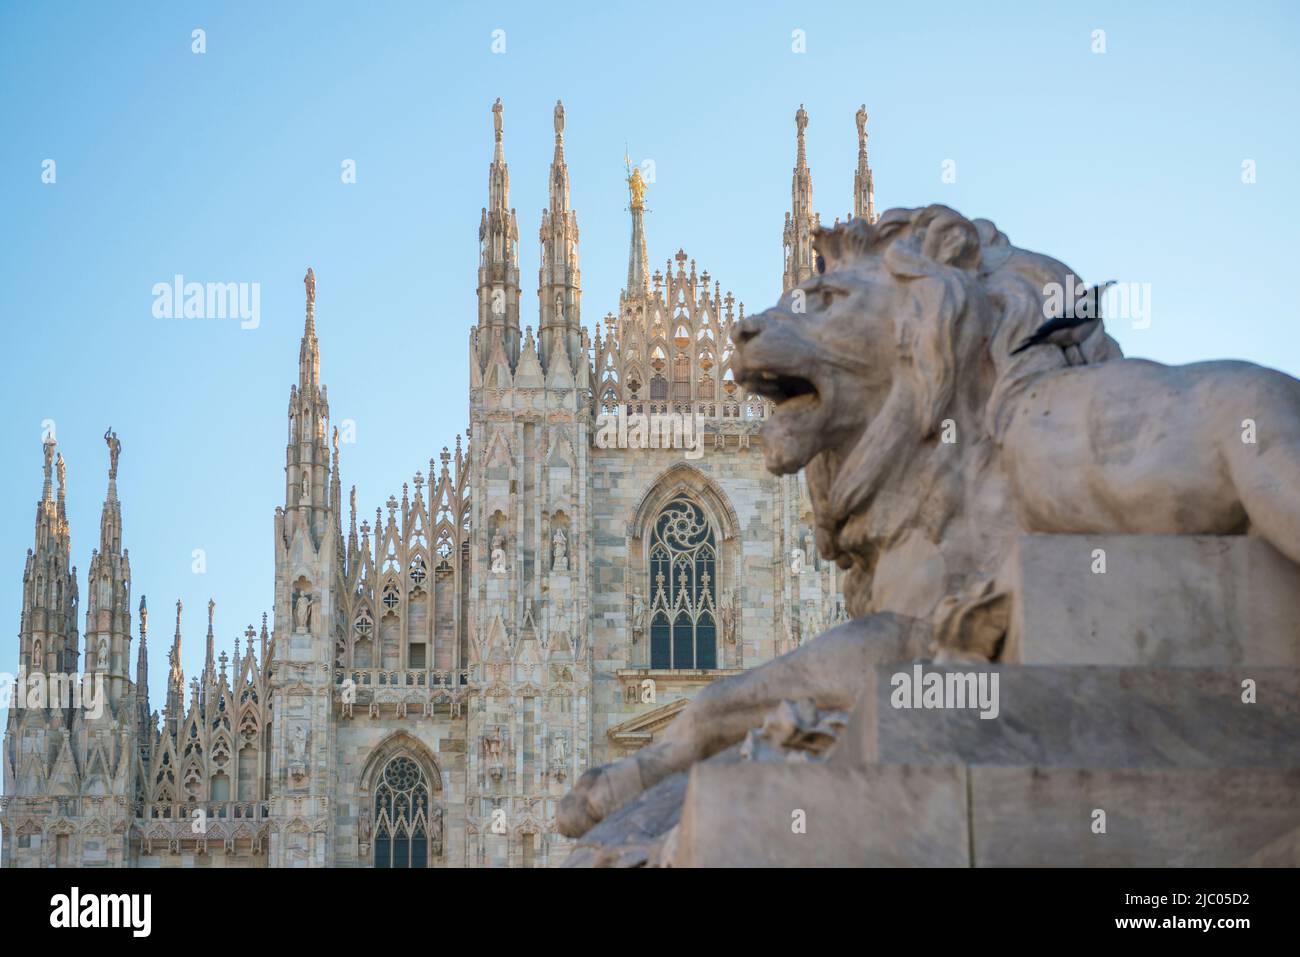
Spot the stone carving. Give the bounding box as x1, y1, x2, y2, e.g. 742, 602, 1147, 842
552, 526, 568, 571
490, 529, 506, 574
288, 725, 308, 782
104, 428, 121, 480
629, 591, 646, 643
557, 204, 1300, 851
430, 805, 443, 854
294, 590, 313, 632
718, 588, 736, 644
299, 473, 310, 504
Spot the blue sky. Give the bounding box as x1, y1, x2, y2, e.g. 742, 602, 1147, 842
1, 0, 1298, 708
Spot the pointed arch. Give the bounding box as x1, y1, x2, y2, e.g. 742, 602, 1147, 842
358, 730, 443, 794
628, 463, 740, 541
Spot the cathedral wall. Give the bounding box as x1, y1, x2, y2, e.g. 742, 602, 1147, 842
586, 438, 787, 766
331, 717, 466, 868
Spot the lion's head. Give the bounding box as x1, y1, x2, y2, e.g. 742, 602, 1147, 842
733, 205, 1121, 645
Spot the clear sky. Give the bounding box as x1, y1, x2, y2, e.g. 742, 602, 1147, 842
1, 1, 1298, 709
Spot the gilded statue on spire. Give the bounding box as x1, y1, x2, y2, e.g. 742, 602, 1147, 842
627, 166, 648, 211
104, 427, 121, 480
304, 267, 316, 305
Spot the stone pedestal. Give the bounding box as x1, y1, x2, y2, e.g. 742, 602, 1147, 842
1006, 534, 1300, 667
665, 534, 1300, 867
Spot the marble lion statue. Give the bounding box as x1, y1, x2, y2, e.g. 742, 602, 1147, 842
557, 203, 1300, 847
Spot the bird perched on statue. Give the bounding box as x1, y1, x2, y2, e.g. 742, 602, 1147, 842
1011, 280, 1116, 356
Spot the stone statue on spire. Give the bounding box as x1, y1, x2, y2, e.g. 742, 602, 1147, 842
304, 267, 316, 305
856, 104, 868, 144
554, 100, 564, 139
492, 98, 503, 140
56, 453, 66, 494
104, 427, 121, 480
796, 103, 808, 136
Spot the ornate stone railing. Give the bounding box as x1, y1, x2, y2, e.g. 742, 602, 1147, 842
143, 800, 270, 821
333, 669, 471, 688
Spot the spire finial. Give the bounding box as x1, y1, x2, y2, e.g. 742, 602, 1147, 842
303, 266, 317, 338
104, 427, 121, 481
55, 452, 66, 501
853, 103, 876, 224
554, 100, 565, 141
796, 103, 809, 163
41, 435, 56, 501
207, 598, 215, 632
139, 595, 148, 637
492, 98, 503, 143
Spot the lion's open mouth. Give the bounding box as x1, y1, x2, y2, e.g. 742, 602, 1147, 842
743, 370, 819, 408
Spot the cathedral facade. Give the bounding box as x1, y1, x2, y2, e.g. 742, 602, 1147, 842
1, 101, 877, 868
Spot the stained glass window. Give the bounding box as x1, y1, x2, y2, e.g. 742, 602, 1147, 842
648, 495, 717, 669
372, 755, 430, 869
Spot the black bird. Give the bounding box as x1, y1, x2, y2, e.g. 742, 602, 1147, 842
1011, 281, 1116, 356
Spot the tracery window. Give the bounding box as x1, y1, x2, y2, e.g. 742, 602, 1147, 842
372, 755, 431, 869
648, 494, 717, 669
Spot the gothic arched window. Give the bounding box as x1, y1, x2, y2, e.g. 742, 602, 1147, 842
648, 494, 717, 669
373, 755, 430, 869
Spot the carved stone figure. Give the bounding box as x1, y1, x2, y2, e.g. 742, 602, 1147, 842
300, 473, 310, 504
490, 529, 506, 574
718, 588, 736, 643
629, 591, 646, 642
289, 725, 306, 760
485, 727, 503, 762
294, 591, 313, 631
557, 204, 1300, 850
552, 526, 568, 571
104, 428, 121, 480
553, 732, 567, 763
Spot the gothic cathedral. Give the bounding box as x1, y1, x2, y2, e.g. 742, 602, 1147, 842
2, 101, 878, 867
